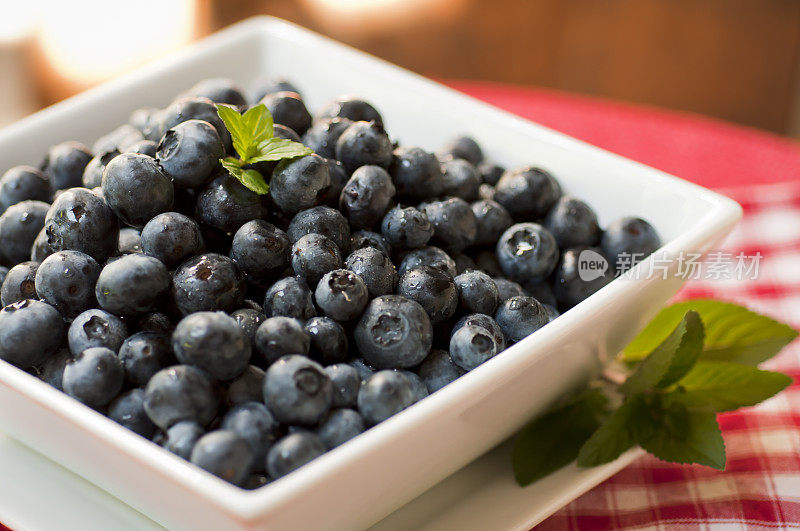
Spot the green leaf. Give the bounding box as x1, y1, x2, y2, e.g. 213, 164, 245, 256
577, 394, 655, 467
220, 157, 270, 195
216, 105, 253, 161
623, 300, 798, 365
242, 104, 273, 146
512, 389, 609, 486
250, 138, 313, 163
676, 361, 792, 412
620, 311, 704, 395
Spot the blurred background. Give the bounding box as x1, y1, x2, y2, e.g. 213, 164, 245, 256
1, 0, 799, 137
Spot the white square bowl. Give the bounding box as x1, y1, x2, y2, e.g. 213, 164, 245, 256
0, 16, 741, 531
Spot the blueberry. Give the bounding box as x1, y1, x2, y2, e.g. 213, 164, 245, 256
523, 280, 557, 308
388, 146, 443, 201
380, 205, 433, 250
440, 159, 481, 201
136, 312, 174, 334
320, 159, 349, 208
335, 121, 393, 174
397, 246, 457, 278
451, 313, 506, 351
108, 389, 156, 438
119, 331, 173, 386
357, 370, 417, 425
474, 249, 502, 277
157, 119, 224, 189
0, 166, 50, 213
496, 223, 559, 283
454, 270, 499, 315
96, 254, 170, 316
478, 184, 495, 201
422, 198, 477, 253
302, 118, 353, 160
305, 316, 349, 364
0, 300, 64, 368
495, 296, 550, 343
63, 347, 124, 408
172, 253, 245, 315
259, 91, 312, 136
324, 364, 360, 408
418, 349, 465, 393
102, 153, 174, 227
291, 233, 342, 286
348, 358, 376, 383
347, 230, 392, 257
471, 200, 513, 247
173, 312, 251, 381
160, 97, 232, 153
264, 354, 333, 425
266, 431, 326, 479
68, 309, 127, 355
601, 217, 661, 272
0, 200, 49, 266
316, 408, 365, 449
129, 107, 163, 142
251, 77, 301, 103
195, 172, 267, 233
35, 250, 100, 317
126, 140, 158, 157
141, 212, 205, 268
44, 187, 119, 262
255, 316, 310, 364
117, 228, 142, 254
262, 276, 316, 320
552, 246, 615, 310
287, 206, 350, 251
1, 261, 39, 306
231, 308, 266, 349
39, 347, 71, 390
30, 227, 52, 262
270, 153, 331, 214
355, 295, 432, 369
452, 253, 476, 275
144, 365, 218, 429
40, 141, 92, 193
318, 97, 384, 127
541, 196, 601, 249
0, 266, 7, 285
230, 220, 289, 286
478, 162, 504, 186
162, 420, 204, 460
398, 266, 458, 324
185, 78, 247, 108
92, 124, 144, 155
339, 165, 395, 230
273, 124, 301, 142
494, 167, 561, 221
226, 365, 265, 406
450, 324, 502, 371
493, 278, 526, 302
344, 247, 397, 298
314, 269, 369, 322
221, 402, 279, 468
397, 370, 429, 402
191, 430, 254, 486
440, 136, 483, 166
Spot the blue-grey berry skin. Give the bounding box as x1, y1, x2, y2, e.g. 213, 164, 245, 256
471, 199, 513, 247
136, 312, 173, 334
102, 153, 174, 228
357, 370, 417, 425
478, 162, 504, 186
117, 228, 142, 254
92, 124, 144, 155
270, 153, 331, 214
523, 280, 557, 308
272, 124, 301, 142
380, 206, 433, 250
544, 196, 601, 249
263, 276, 316, 320
345, 247, 397, 298
317, 97, 384, 128
324, 364, 361, 408
162, 420, 204, 460
0, 166, 50, 213
314, 269, 369, 322
63, 347, 124, 409
494, 278, 526, 302
453, 253, 476, 275
0, 300, 64, 368
39, 347, 71, 390
544, 304, 560, 322
143, 365, 218, 429
478, 184, 495, 201
316, 408, 365, 449
221, 401, 280, 469
440, 158, 481, 201
40, 141, 92, 193
260, 91, 312, 136
287, 206, 350, 251
450, 325, 502, 371
601, 217, 662, 272
348, 230, 392, 256
230, 220, 289, 287
82, 150, 120, 189
454, 270, 500, 315
172, 253, 245, 315
495, 296, 550, 343
255, 316, 310, 365
156, 119, 223, 189
263, 355, 333, 426
418, 349, 465, 393
397, 370, 429, 402
185, 78, 248, 108
552, 246, 615, 311
291, 233, 343, 286
68, 309, 128, 355
302, 117, 353, 160
451, 313, 506, 351
339, 165, 396, 230
305, 316, 349, 365
172, 312, 251, 381
44, 187, 119, 262
440, 136, 483, 166
389, 146, 443, 202
320, 159, 349, 208
1, 261, 38, 306
231, 308, 265, 349
398, 266, 458, 324
494, 166, 562, 221
354, 295, 432, 369
127, 140, 158, 157
251, 77, 300, 103
129, 107, 162, 141
422, 198, 477, 253
496, 223, 559, 284
36, 250, 100, 317
108, 389, 156, 438
398, 246, 457, 278
191, 430, 254, 486
195, 173, 268, 234
119, 331, 173, 387
96, 254, 170, 316
226, 365, 265, 406
0, 200, 49, 266
160, 97, 232, 153
30, 227, 52, 262
348, 358, 376, 383
141, 212, 205, 268
266, 431, 326, 479
0, 266, 7, 286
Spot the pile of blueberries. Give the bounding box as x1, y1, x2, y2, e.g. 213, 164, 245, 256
0, 77, 661, 488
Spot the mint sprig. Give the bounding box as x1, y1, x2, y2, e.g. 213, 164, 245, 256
513, 300, 796, 486
215, 104, 312, 195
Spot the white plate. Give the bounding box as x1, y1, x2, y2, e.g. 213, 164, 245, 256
0, 16, 740, 530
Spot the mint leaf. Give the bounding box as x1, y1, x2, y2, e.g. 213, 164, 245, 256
620, 311, 704, 395
220, 157, 269, 195
250, 138, 312, 163
216, 105, 254, 161
241, 104, 273, 147
623, 300, 798, 365
676, 361, 792, 412
512, 389, 609, 486
577, 394, 655, 467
